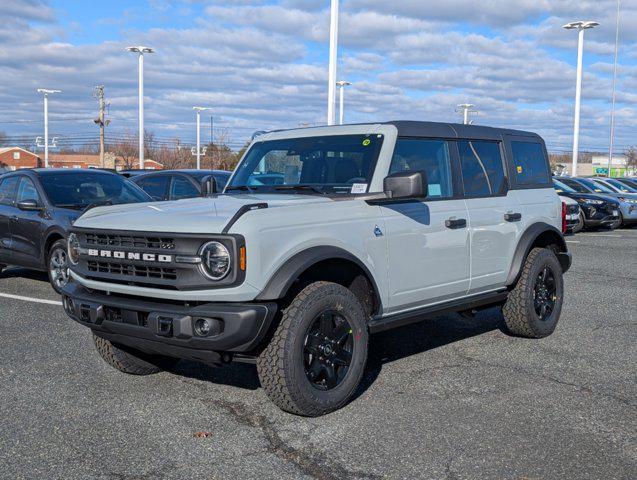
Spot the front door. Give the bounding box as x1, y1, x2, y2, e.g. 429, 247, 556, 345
10, 176, 44, 266
382, 138, 470, 314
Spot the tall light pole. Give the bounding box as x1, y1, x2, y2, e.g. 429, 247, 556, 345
456, 104, 476, 125
607, 1, 621, 178
192, 107, 212, 170
336, 81, 351, 125
36, 88, 61, 168
563, 21, 598, 176
126, 46, 154, 169
327, 0, 339, 126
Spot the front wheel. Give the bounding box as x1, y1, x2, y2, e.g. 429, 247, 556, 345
608, 211, 623, 230
502, 247, 564, 338
572, 212, 584, 234
257, 281, 369, 416
47, 239, 70, 294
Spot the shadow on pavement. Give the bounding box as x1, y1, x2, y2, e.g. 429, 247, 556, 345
170, 307, 505, 395
0, 267, 50, 284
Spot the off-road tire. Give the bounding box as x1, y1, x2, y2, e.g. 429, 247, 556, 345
93, 334, 179, 375
257, 281, 369, 416
502, 247, 564, 339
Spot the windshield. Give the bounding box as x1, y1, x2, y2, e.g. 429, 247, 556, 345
226, 134, 384, 194
578, 177, 614, 193
556, 177, 592, 193
553, 178, 577, 193
607, 178, 636, 193
39, 171, 151, 209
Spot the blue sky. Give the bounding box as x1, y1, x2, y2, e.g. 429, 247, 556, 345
1, 0, 636, 154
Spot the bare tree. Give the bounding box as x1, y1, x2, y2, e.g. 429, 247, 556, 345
625, 146, 637, 172
112, 131, 138, 169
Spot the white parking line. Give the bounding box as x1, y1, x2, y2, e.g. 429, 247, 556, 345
566, 240, 580, 244
580, 234, 623, 238
0, 292, 62, 306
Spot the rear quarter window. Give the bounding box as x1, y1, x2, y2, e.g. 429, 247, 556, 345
510, 141, 550, 187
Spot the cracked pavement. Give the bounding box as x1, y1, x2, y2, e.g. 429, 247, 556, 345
0, 229, 635, 479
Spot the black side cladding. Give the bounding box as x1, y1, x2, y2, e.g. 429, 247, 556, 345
222, 203, 268, 234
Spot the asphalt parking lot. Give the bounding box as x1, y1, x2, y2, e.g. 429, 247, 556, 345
0, 230, 635, 480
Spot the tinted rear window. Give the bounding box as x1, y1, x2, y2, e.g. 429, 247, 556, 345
458, 140, 505, 197
511, 141, 550, 186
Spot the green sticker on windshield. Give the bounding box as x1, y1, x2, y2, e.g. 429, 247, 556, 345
362, 139, 371, 146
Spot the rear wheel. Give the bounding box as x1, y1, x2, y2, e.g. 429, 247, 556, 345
93, 334, 179, 375
47, 239, 69, 294
257, 281, 368, 416
502, 248, 564, 339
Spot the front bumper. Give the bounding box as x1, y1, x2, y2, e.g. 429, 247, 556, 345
61, 283, 277, 364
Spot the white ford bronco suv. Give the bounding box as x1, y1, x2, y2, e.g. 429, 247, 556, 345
61, 121, 571, 416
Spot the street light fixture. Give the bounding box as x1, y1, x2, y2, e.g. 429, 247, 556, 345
126, 45, 154, 170
36, 88, 61, 168
336, 81, 351, 125
456, 103, 476, 125
563, 21, 598, 176
192, 107, 212, 170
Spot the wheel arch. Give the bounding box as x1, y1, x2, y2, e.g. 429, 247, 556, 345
505, 222, 571, 287
256, 246, 383, 318
41, 229, 66, 268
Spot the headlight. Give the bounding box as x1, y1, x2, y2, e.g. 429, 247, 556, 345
577, 198, 603, 205
199, 241, 231, 280
67, 233, 80, 265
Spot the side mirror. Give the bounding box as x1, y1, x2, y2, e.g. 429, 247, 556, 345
17, 199, 42, 211
383, 171, 428, 200
202, 175, 218, 195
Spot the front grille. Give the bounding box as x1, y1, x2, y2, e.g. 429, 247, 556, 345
85, 233, 175, 250
87, 261, 178, 281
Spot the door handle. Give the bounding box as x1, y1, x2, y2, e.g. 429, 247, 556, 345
445, 218, 467, 229
504, 212, 522, 222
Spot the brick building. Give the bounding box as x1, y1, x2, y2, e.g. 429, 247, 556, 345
0, 147, 42, 170
0, 148, 162, 171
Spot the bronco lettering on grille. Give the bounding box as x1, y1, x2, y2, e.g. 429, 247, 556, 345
86, 249, 172, 263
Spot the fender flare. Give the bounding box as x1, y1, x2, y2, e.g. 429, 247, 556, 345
505, 222, 570, 286
40, 227, 67, 268
256, 246, 382, 310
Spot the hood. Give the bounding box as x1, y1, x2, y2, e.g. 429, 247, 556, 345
559, 192, 620, 205
74, 193, 333, 233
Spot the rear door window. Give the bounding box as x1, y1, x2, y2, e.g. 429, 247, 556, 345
136, 175, 169, 201
510, 141, 550, 186
389, 138, 454, 198
0, 177, 19, 205
458, 140, 506, 197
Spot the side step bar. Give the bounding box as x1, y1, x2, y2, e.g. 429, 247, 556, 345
368, 291, 509, 334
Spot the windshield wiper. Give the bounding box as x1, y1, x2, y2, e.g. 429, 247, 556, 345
83, 200, 113, 212
55, 203, 85, 210
274, 185, 326, 195
225, 185, 254, 193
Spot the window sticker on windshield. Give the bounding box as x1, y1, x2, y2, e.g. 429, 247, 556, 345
428, 184, 442, 196
362, 139, 371, 146
517, 166, 523, 173
351, 183, 368, 194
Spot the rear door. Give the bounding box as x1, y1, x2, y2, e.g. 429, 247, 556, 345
458, 139, 522, 293
0, 175, 19, 259
382, 137, 470, 313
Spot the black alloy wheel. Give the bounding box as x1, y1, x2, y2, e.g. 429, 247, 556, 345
533, 266, 557, 321
303, 310, 353, 390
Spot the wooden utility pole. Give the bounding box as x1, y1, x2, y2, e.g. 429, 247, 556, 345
93, 85, 109, 167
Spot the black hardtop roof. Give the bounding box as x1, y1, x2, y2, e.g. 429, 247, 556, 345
264, 121, 543, 142
385, 121, 542, 141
